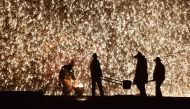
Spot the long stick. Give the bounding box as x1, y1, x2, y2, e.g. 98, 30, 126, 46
102, 76, 123, 83
102, 76, 154, 85
101, 77, 122, 85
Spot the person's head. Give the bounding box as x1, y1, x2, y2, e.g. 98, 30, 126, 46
154, 57, 162, 63
70, 60, 75, 67
92, 53, 98, 59
134, 52, 143, 58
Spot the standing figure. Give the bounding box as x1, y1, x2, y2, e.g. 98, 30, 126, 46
153, 57, 165, 97
90, 53, 104, 96
59, 60, 76, 96
133, 52, 148, 96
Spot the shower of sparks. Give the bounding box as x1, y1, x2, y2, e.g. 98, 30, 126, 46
1, 0, 190, 96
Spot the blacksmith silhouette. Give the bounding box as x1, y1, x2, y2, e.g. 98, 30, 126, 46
153, 57, 165, 97
59, 60, 76, 96
90, 53, 104, 96
133, 52, 148, 96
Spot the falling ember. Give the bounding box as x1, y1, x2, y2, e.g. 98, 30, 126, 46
1, 0, 190, 97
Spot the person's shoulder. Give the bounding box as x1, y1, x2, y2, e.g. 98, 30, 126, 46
161, 63, 165, 67
92, 59, 98, 62
95, 59, 100, 63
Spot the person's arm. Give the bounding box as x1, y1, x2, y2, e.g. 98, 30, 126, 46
59, 66, 66, 86
71, 69, 76, 80
98, 61, 103, 77
153, 66, 157, 81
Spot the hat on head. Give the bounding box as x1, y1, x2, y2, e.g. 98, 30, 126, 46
134, 52, 143, 58
93, 53, 98, 58
154, 57, 162, 61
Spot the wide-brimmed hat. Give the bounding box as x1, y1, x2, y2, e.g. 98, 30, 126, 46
154, 57, 162, 61
134, 52, 143, 58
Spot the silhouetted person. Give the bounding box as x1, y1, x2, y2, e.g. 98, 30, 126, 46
153, 57, 165, 97
133, 52, 148, 96
90, 53, 104, 96
59, 60, 76, 96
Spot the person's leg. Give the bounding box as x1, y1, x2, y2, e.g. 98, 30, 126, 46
62, 86, 69, 96
63, 79, 73, 96
97, 78, 104, 96
137, 83, 147, 96
60, 80, 66, 95
62, 87, 66, 96
92, 80, 96, 96
156, 81, 163, 97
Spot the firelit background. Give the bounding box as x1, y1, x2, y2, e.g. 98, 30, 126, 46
1, 0, 190, 96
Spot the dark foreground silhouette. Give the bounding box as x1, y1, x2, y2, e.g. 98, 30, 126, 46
133, 52, 148, 96
0, 91, 190, 109
153, 57, 166, 97
90, 53, 104, 96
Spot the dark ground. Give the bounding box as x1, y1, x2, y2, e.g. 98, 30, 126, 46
0, 91, 190, 109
